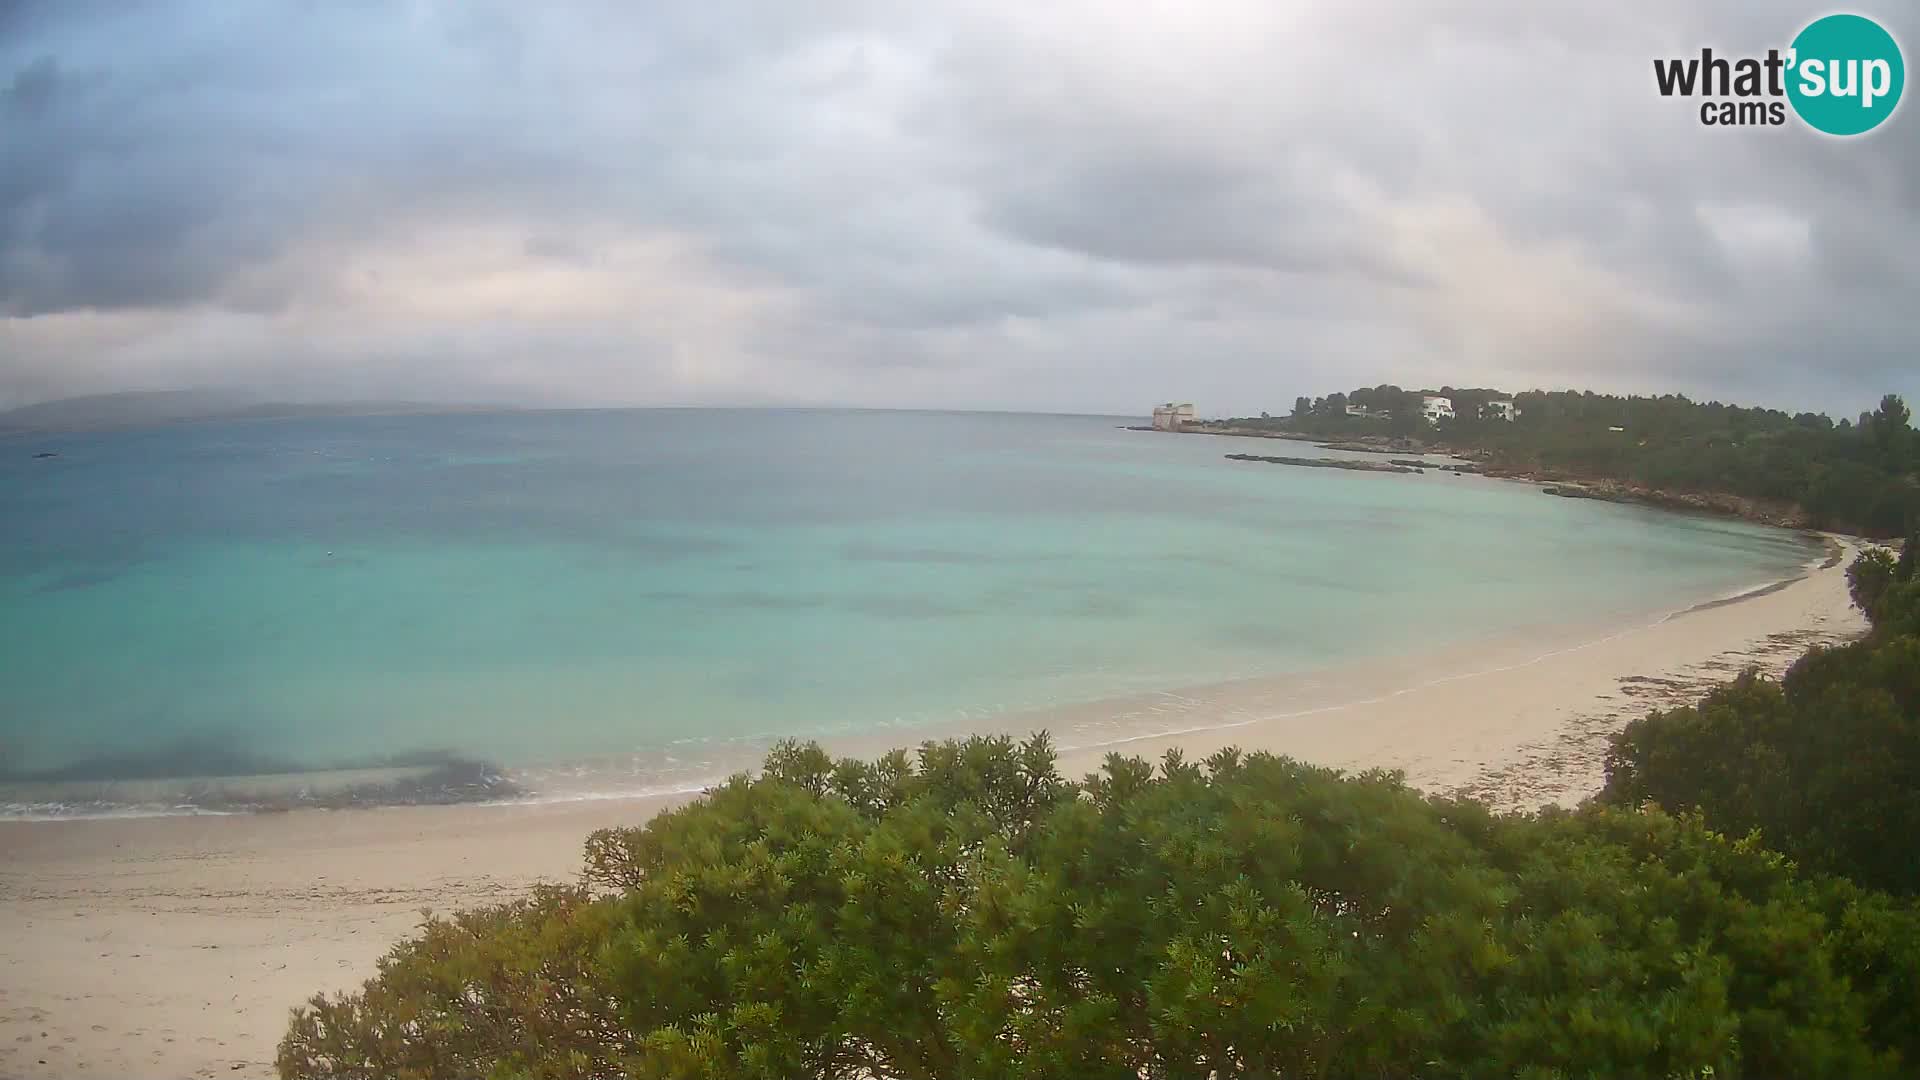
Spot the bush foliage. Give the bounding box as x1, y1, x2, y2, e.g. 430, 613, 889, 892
283, 732, 1920, 1079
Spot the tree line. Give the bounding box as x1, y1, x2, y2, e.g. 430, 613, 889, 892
1223, 388, 1919, 536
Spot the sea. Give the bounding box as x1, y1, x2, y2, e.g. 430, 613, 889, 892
0, 409, 1818, 818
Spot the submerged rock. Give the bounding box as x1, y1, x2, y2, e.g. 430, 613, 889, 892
1225, 453, 1421, 475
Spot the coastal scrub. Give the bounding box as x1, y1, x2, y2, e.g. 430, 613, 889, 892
280, 733, 1920, 1079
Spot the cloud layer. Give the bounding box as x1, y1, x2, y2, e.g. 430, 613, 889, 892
2, 1, 1915, 415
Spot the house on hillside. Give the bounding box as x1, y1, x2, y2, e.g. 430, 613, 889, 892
1345, 404, 1391, 420
1481, 399, 1519, 422
1151, 403, 1197, 431
1420, 395, 1455, 425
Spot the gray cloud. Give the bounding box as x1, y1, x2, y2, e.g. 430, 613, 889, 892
0, 0, 1915, 416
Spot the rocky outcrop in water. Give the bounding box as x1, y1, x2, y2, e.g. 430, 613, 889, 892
1316, 442, 1408, 455
1531, 477, 1812, 528
1225, 454, 1421, 474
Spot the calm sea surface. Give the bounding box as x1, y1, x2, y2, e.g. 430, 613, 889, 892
0, 409, 1815, 816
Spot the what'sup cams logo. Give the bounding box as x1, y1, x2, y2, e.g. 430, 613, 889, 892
1654, 13, 1904, 134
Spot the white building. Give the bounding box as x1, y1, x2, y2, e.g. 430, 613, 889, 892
1420, 395, 1455, 425
1151, 403, 1197, 431
1345, 404, 1390, 420
1481, 399, 1519, 422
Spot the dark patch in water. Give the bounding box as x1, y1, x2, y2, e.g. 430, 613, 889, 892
1062, 593, 1139, 618
35, 569, 121, 593
217, 757, 521, 812
640, 587, 969, 618
2, 740, 522, 816
640, 589, 829, 611
310, 554, 369, 569
843, 594, 973, 619
1210, 622, 1323, 650
616, 534, 738, 558
840, 542, 1021, 566
5, 738, 512, 789
9, 735, 297, 781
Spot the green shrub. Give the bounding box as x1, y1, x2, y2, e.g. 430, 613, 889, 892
278, 885, 628, 1080
1849, 546, 1899, 615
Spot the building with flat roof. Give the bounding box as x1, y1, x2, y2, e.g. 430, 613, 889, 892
1151, 403, 1197, 431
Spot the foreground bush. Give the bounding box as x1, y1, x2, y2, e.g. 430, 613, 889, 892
281, 735, 1920, 1079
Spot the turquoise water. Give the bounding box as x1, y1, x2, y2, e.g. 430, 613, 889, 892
0, 409, 1814, 814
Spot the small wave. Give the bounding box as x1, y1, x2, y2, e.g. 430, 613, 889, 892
1667, 575, 1802, 617
1664, 538, 1835, 620
0, 803, 245, 823
0, 757, 521, 820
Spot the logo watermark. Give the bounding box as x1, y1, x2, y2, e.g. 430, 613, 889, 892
1653, 12, 1904, 134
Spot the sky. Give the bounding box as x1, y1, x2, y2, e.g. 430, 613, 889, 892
2, 1, 1916, 417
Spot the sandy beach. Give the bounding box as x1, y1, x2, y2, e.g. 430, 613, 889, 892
0, 538, 1869, 1080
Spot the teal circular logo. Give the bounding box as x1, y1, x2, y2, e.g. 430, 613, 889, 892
1787, 14, 1904, 135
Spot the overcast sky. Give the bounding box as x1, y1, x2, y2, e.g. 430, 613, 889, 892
2, 1, 1915, 417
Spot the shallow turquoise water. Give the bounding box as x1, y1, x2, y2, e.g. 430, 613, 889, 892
0, 409, 1814, 813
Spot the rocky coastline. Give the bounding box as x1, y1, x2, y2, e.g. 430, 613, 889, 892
1520, 475, 1813, 530
1223, 453, 1422, 474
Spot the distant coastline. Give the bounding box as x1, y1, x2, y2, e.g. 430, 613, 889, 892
1129, 421, 1825, 534
0, 389, 511, 439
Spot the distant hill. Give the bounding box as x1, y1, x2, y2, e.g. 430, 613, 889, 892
0, 390, 507, 436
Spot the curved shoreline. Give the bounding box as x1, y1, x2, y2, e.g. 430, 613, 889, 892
0, 538, 1829, 823
0, 535, 1838, 824
0, 538, 1868, 1078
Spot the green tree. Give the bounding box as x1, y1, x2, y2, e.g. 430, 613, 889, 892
1851, 547, 1900, 616
1869, 394, 1911, 472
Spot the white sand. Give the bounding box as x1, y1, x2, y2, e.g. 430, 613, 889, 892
0, 538, 1868, 1079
